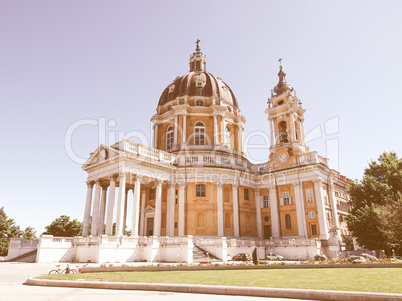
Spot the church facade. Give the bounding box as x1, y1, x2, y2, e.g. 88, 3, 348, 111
36, 42, 352, 263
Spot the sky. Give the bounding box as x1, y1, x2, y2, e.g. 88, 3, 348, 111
1, 1, 401, 235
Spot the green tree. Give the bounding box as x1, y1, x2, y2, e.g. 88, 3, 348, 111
0, 207, 23, 256
22, 226, 37, 240
347, 152, 402, 255
42, 215, 83, 237
341, 234, 354, 251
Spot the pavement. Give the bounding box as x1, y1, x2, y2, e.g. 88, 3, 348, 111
0, 261, 306, 301
1, 261, 401, 301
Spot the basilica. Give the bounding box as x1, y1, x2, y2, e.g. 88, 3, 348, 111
35, 42, 352, 263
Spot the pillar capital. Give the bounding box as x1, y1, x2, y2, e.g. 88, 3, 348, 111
292, 181, 301, 187
118, 171, 127, 179
108, 174, 117, 181
232, 183, 239, 188
267, 184, 276, 190
255, 188, 260, 195
132, 174, 142, 183
178, 182, 186, 190
313, 177, 324, 185
86, 180, 95, 187
167, 182, 176, 188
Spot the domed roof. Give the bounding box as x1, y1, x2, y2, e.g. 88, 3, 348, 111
158, 41, 239, 109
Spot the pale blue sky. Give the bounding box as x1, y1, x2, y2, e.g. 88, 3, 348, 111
1, 1, 401, 234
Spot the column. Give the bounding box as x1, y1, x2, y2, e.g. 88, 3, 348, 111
90, 180, 102, 236
237, 123, 242, 152
328, 178, 341, 238
115, 172, 127, 236
216, 183, 224, 237
123, 188, 129, 234
97, 185, 108, 235
232, 184, 240, 237
105, 175, 116, 236
131, 176, 141, 236
255, 189, 262, 239
289, 111, 296, 142
314, 178, 329, 240
154, 123, 159, 148
293, 182, 308, 238
221, 115, 225, 144
300, 118, 306, 146
269, 118, 274, 147
153, 181, 162, 236
213, 114, 218, 145
139, 189, 146, 236
241, 125, 245, 152
82, 181, 94, 237
268, 185, 280, 238
178, 183, 185, 236
166, 183, 175, 236
174, 115, 178, 146
182, 114, 187, 145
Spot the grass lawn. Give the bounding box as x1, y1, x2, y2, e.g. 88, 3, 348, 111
38, 268, 402, 294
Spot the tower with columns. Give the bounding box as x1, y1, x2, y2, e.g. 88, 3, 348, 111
68, 42, 353, 263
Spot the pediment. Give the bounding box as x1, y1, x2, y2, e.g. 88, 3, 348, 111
143, 205, 155, 213
82, 145, 121, 169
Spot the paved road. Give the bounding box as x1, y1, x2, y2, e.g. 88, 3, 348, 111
0, 262, 308, 301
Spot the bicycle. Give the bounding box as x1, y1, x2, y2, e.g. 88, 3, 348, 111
48, 264, 77, 274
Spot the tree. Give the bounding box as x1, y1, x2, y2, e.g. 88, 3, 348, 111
0, 207, 23, 256
42, 215, 83, 237
347, 151, 402, 255
22, 226, 37, 240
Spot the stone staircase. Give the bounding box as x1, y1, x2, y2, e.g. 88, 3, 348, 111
8, 250, 37, 263
193, 245, 221, 263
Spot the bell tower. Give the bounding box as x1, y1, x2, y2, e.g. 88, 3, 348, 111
265, 60, 308, 167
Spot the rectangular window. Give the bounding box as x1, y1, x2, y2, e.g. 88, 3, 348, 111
244, 188, 249, 201
149, 187, 155, 200
175, 222, 177, 229
311, 224, 317, 236
306, 188, 314, 203
166, 130, 173, 151
281, 191, 292, 205
175, 189, 178, 195
262, 195, 269, 208
196, 184, 206, 197
194, 128, 205, 145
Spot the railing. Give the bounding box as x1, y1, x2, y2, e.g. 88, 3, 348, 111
113, 140, 176, 165
8, 238, 38, 247
111, 140, 332, 173
297, 151, 329, 167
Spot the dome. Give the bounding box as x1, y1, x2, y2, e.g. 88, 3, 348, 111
157, 41, 239, 109
158, 72, 238, 108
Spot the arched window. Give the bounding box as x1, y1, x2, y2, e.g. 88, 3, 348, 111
166, 126, 173, 151
278, 121, 288, 143
194, 121, 205, 145
285, 214, 292, 229
225, 126, 231, 147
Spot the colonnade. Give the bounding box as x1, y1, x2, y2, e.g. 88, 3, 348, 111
83, 175, 249, 238
83, 174, 334, 240
152, 111, 245, 152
